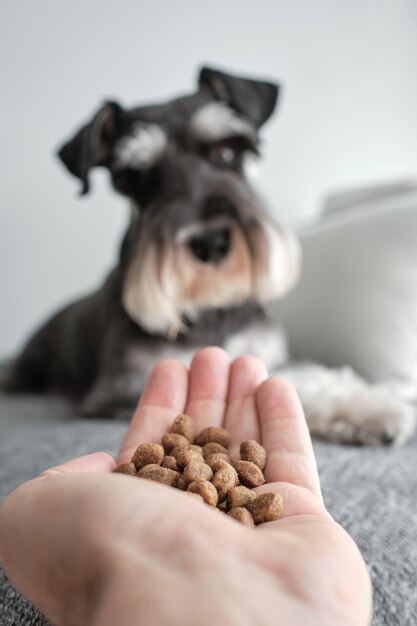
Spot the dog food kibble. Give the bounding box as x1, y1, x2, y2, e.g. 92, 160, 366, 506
187, 480, 219, 506
247, 493, 284, 524
183, 459, 213, 484
132, 443, 164, 470
113, 462, 137, 475
226, 485, 257, 510
205, 452, 231, 470
174, 448, 204, 470
162, 433, 189, 454
202, 442, 229, 458
161, 456, 178, 471
188, 444, 204, 455
233, 460, 265, 488
212, 465, 239, 501
112, 414, 282, 527
137, 464, 178, 486
209, 457, 234, 474
227, 507, 255, 527
195, 426, 230, 448
171, 413, 195, 442
175, 474, 187, 490
240, 440, 267, 471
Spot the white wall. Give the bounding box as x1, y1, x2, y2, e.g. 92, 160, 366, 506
1, 0, 417, 356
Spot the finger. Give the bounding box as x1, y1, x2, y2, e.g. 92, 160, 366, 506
185, 347, 230, 432
224, 356, 267, 459
117, 360, 188, 464
256, 377, 323, 500
39, 452, 116, 477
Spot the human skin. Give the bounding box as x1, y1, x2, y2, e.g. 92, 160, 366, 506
0, 348, 372, 626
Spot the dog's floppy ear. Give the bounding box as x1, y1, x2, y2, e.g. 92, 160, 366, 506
57, 101, 123, 195
199, 66, 280, 128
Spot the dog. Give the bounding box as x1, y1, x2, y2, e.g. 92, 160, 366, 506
4, 66, 415, 444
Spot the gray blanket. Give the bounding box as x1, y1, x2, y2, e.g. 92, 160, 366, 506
0, 392, 416, 625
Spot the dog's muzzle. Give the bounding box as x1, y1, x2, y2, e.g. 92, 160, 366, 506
121, 197, 301, 338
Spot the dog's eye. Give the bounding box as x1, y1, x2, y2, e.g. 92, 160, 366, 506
208, 136, 257, 169
210, 144, 238, 166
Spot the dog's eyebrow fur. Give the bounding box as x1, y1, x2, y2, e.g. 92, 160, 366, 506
190, 102, 256, 143
114, 123, 167, 170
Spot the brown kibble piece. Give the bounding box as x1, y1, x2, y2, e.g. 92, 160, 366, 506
171, 414, 195, 442
161, 456, 178, 471
202, 442, 229, 458
187, 480, 218, 506
175, 474, 187, 490
132, 443, 164, 470
188, 444, 203, 455
227, 507, 255, 527
212, 464, 239, 501
162, 433, 189, 455
170, 444, 202, 460
195, 427, 230, 448
205, 452, 231, 470
227, 486, 257, 510
247, 492, 283, 524
234, 460, 265, 488
183, 459, 213, 484
209, 458, 234, 474
113, 462, 137, 476
138, 464, 178, 486
240, 440, 267, 470
174, 448, 204, 471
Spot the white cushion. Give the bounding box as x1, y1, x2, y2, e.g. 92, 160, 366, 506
276, 188, 417, 400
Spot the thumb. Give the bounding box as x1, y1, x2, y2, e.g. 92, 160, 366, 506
39, 451, 116, 476
0, 452, 115, 564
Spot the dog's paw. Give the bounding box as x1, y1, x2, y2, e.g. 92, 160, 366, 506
302, 385, 416, 446
78, 389, 137, 420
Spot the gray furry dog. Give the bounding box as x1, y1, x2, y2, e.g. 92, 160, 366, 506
4, 67, 300, 417
5, 66, 414, 446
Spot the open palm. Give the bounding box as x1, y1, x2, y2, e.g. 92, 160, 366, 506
118, 347, 371, 624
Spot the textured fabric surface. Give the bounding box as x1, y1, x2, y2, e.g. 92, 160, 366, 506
0, 392, 416, 625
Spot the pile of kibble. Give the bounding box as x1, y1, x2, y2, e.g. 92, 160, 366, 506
113, 413, 283, 527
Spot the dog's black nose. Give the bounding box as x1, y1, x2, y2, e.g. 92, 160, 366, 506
188, 227, 231, 263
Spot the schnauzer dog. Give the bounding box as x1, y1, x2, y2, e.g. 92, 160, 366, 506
4, 66, 414, 444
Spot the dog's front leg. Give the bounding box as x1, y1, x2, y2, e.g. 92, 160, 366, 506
77, 334, 195, 419
78, 370, 145, 419
276, 363, 416, 445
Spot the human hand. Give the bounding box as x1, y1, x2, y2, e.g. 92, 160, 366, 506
0, 348, 372, 626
